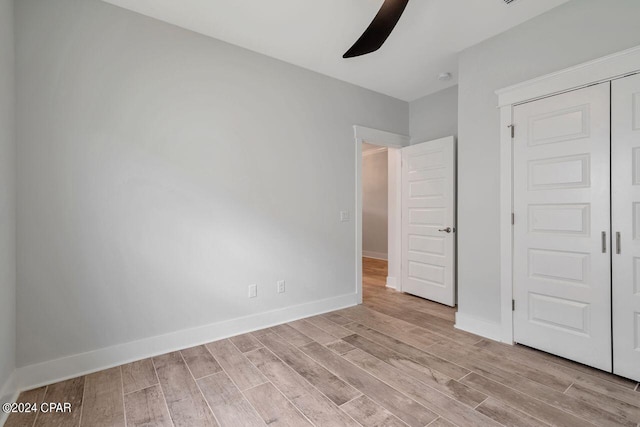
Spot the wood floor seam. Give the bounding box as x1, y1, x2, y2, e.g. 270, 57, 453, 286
444, 344, 635, 425
77, 377, 86, 427
463, 372, 601, 426
192, 373, 223, 427
345, 366, 449, 423
29, 385, 45, 427
149, 355, 177, 427
473, 339, 634, 393
265, 329, 362, 406
337, 393, 364, 408
240, 348, 315, 427
266, 329, 365, 405
298, 341, 441, 426
246, 381, 317, 427
341, 339, 487, 410
342, 347, 503, 426
342, 321, 470, 381
457, 372, 472, 382
178, 350, 222, 426
473, 396, 488, 410
119, 366, 127, 427
243, 338, 363, 427
122, 383, 159, 396
197, 344, 270, 426
227, 337, 248, 356
479, 398, 554, 427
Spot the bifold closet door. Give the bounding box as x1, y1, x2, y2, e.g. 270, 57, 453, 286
513, 82, 612, 371
612, 73, 640, 382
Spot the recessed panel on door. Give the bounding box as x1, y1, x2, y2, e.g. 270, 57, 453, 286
401, 137, 456, 306
409, 208, 445, 226
612, 73, 640, 382
528, 293, 590, 336
528, 154, 590, 190
513, 83, 612, 372
409, 178, 445, 198
527, 249, 590, 285
528, 105, 590, 145
527, 204, 591, 236
408, 235, 445, 256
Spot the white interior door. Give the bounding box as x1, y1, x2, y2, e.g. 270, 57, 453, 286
513, 83, 612, 371
612, 73, 640, 382
401, 136, 456, 306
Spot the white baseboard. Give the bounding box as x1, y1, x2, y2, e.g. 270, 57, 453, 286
14, 293, 358, 393
385, 276, 397, 290
362, 251, 388, 261
0, 370, 18, 425
454, 312, 503, 342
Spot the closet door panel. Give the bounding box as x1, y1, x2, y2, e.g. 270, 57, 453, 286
612, 73, 640, 382
513, 82, 612, 372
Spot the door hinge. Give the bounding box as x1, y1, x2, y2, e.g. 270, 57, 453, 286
512, 299, 515, 311
511, 213, 515, 225
509, 124, 515, 139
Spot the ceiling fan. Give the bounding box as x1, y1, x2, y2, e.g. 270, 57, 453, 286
343, 0, 409, 58
344, 0, 517, 58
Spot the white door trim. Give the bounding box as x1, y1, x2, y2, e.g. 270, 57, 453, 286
497, 45, 640, 107
354, 125, 409, 302
498, 45, 640, 344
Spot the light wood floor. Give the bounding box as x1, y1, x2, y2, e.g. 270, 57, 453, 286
362, 257, 388, 288
6, 259, 640, 427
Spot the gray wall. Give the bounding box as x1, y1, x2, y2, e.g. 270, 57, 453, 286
0, 0, 16, 402
410, 85, 458, 144
15, 0, 408, 366
457, 0, 640, 324
362, 149, 388, 258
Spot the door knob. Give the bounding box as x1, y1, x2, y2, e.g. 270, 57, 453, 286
438, 227, 454, 233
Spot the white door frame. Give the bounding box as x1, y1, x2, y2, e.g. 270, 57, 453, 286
354, 125, 410, 303
497, 45, 640, 344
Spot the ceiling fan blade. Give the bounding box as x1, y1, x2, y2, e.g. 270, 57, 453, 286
343, 0, 409, 58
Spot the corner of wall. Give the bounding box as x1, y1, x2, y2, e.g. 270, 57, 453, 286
0, 0, 18, 412
409, 85, 458, 145
0, 370, 18, 424
454, 311, 503, 342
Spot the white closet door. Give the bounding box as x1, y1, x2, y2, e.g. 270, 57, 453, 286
513, 83, 612, 371
612, 73, 640, 382
401, 136, 456, 306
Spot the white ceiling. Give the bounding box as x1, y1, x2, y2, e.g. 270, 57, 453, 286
103, 0, 569, 101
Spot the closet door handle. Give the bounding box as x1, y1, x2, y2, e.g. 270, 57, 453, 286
616, 232, 621, 254
602, 231, 607, 253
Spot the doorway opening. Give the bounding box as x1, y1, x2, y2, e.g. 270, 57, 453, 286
362, 143, 393, 293
354, 126, 458, 309
354, 126, 405, 305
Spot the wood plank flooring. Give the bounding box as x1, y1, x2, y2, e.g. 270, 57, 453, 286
362, 257, 387, 288
6, 257, 640, 426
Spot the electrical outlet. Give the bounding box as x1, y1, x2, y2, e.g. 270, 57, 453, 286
340, 211, 350, 222
277, 280, 285, 294
248, 284, 257, 298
